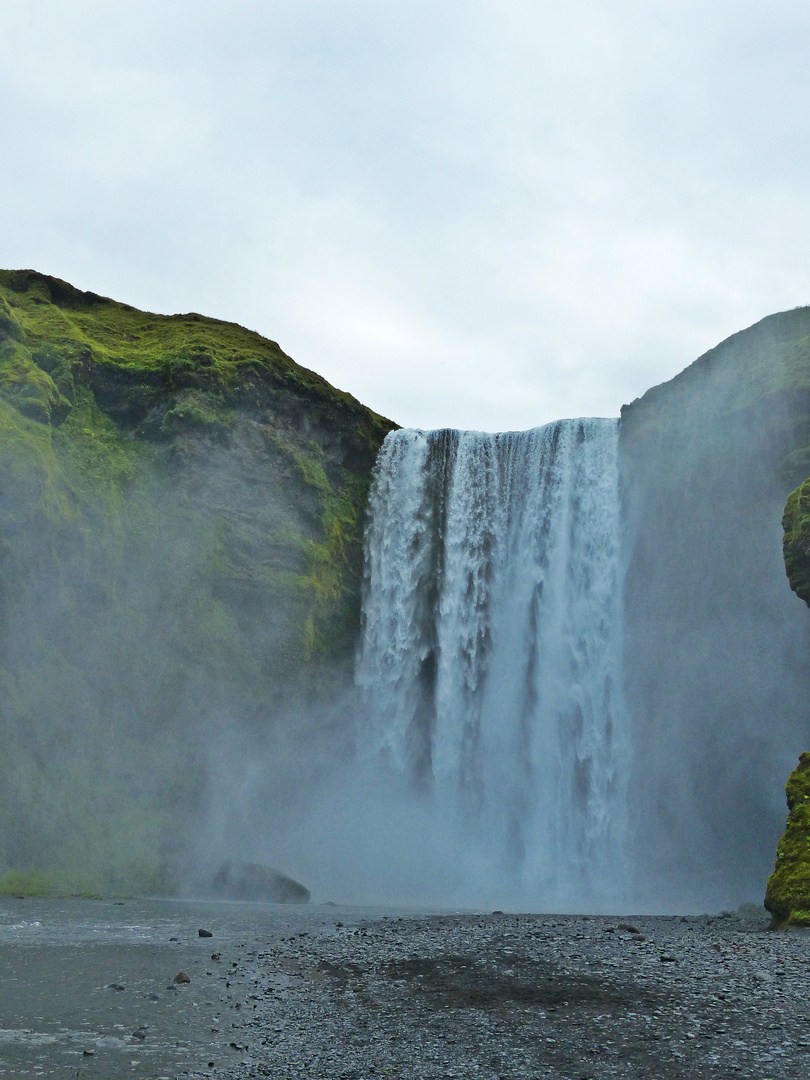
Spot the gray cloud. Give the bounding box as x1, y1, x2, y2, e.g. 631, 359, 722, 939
3, 0, 810, 429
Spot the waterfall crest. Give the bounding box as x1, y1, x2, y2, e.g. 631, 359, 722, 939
357, 419, 630, 907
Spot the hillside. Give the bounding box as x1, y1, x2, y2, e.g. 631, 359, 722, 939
0, 269, 395, 893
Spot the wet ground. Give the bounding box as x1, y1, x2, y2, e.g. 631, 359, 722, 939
2, 899, 809, 1079
0, 895, 361, 1078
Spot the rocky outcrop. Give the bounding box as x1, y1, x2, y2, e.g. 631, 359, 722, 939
764, 752, 810, 927
0, 269, 395, 894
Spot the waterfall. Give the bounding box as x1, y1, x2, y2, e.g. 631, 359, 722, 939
356, 419, 630, 908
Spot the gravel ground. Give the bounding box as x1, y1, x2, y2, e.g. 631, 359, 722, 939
2, 900, 809, 1078
214, 908, 810, 1080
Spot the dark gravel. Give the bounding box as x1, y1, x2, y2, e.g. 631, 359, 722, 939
217, 909, 810, 1080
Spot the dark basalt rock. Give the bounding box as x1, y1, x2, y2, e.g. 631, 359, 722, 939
211, 859, 311, 904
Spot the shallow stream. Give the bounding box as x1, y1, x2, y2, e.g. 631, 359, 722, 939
0, 894, 384, 1078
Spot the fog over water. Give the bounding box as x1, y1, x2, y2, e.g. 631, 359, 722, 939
4, 308, 808, 912
228, 348, 810, 913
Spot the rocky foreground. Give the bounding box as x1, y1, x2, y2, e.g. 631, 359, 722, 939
217, 908, 810, 1080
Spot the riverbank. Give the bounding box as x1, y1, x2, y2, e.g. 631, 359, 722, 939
2, 899, 808, 1079
0, 895, 348, 1078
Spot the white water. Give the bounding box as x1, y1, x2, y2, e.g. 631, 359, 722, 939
357, 419, 630, 908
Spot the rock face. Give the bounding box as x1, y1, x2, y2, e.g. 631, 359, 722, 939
211, 859, 311, 904
0, 269, 395, 894
621, 307, 810, 907
765, 752, 810, 927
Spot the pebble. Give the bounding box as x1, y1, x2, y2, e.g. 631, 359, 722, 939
213, 909, 810, 1080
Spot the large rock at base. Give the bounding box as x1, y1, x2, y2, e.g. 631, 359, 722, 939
211, 860, 311, 904
765, 752, 810, 927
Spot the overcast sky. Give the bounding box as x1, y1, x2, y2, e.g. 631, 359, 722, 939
3, 1, 810, 430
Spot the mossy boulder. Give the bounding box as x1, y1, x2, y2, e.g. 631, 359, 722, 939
0, 268, 396, 894
764, 752, 810, 927
783, 478, 810, 604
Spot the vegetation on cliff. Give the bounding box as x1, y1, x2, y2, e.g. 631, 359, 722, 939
0, 269, 395, 894
782, 477, 810, 605
764, 752, 810, 927
769, 476, 810, 925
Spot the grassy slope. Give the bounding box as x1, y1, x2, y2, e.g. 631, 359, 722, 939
0, 269, 395, 894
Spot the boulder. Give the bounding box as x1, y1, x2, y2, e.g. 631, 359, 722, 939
211, 859, 310, 904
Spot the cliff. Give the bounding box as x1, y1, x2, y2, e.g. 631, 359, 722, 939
620, 307, 810, 908
0, 269, 395, 893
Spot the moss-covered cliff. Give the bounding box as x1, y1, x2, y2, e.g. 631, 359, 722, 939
765, 473, 810, 924
765, 752, 810, 927
0, 269, 395, 893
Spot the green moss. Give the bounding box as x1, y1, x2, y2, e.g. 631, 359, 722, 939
0, 870, 104, 900
160, 389, 234, 434
0, 269, 391, 438
0, 869, 54, 896
765, 752, 810, 927
0, 323, 72, 422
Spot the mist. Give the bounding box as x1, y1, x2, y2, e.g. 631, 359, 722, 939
620, 309, 810, 911
196, 313, 810, 915
3, 278, 810, 915
0, 380, 365, 895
